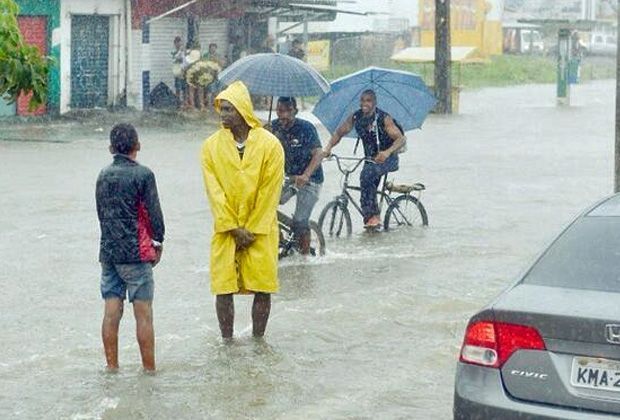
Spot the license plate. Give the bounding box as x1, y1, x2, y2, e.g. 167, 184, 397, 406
571, 357, 620, 392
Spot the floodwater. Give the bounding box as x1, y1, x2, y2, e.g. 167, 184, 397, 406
0, 80, 614, 419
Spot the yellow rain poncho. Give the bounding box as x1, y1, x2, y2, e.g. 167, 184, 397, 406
201, 81, 284, 295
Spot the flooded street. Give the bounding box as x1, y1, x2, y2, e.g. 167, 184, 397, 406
0, 80, 614, 419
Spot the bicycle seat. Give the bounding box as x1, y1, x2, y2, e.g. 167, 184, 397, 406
385, 181, 425, 193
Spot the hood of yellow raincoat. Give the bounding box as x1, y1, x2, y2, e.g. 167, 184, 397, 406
214, 81, 262, 129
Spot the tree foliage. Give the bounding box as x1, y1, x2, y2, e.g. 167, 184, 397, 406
0, 0, 51, 109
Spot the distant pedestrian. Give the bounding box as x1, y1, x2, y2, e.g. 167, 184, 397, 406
185, 41, 220, 111
183, 41, 203, 109
203, 42, 226, 67
259, 35, 276, 53
172, 36, 187, 105
288, 39, 305, 61
230, 35, 247, 62
287, 39, 307, 109
203, 43, 225, 109
96, 123, 165, 372
256, 36, 276, 109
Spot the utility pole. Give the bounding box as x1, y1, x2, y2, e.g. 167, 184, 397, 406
434, 0, 452, 114
615, 1, 620, 192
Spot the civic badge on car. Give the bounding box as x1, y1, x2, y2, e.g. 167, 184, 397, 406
605, 324, 620, 344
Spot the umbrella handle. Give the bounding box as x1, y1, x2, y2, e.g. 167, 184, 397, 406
268, 96, 273, 123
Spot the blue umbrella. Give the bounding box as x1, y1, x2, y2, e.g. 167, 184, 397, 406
218, 53, 330, 97
313, 67, 437, 137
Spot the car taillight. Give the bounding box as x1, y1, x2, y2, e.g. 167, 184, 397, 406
459, 321, 545, 368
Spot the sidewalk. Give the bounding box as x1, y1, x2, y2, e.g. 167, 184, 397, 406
0, 107, 220, 143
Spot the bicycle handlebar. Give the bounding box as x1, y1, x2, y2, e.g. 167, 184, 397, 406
283, 176, 299, 192
325, 153, 374, 175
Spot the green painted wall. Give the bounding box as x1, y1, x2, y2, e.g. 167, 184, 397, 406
15, 0, 61, 114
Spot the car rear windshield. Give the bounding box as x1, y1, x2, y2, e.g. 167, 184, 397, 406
523, 217, 620, 292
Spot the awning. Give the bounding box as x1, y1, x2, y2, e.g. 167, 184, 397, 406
247, 1, 356, 23
390, 46, 489, 64
502, 21, 541, 29
143, 0, 342, 25
140, 0, 244, 26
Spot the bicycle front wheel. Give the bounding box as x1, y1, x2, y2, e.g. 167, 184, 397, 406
318, 200, 352, 238
384, 195, 428, 231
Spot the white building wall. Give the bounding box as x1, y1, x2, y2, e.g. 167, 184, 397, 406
149, 18, 188, 91
129, 29, 145, 110
59, 0, 128, 113
198, 19, 229, 62
59, 10, 229, 111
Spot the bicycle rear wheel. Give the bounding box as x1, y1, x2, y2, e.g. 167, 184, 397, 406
309, 221, 326, 256
383, 195, 428, 231
318, 200, 352, 238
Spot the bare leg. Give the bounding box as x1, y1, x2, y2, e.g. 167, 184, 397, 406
188, 86, 196, 109
298, 230, 311, 255
133, 300, 155, 372
216, 294, 234, 339
102, 298, 123, 370
197, 87, 205, 110
252, 293, 271, 337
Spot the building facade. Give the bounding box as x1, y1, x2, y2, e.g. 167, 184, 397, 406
4, 0, 334, 115
1, 0, 61, 117
59, 0, 129, 113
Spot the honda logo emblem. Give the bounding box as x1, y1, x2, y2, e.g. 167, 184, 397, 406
605, 324, 620, 344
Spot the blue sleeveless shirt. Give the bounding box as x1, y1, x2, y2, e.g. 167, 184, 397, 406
353, 107, 397, 158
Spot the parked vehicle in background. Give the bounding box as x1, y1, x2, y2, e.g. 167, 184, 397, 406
587, 32, 617, 56
520, 29, 545, 53
503, 27, 545, 54
454, 193, 620, 419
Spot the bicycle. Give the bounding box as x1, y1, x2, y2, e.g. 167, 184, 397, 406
318, 154, 428, 237
278, 210, 326, 258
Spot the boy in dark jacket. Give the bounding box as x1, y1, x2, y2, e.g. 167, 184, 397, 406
95, 123, 165, 372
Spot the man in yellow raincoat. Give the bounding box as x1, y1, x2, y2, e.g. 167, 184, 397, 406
201, 81, 284, 339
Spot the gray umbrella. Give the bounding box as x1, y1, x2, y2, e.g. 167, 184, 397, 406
218, 53, 329, 121
218, 53, 330, 97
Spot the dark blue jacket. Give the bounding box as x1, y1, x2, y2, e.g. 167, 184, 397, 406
96, 155, 165, 263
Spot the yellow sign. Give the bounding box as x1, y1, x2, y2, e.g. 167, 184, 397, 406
306, 40, 330, 72
418, 0, 502, 56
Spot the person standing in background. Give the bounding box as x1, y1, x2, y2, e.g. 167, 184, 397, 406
287, 39, 307, 109
172, 36, 187, 106
288, 38, 305, 61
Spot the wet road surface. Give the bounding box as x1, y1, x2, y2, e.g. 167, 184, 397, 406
0, 80, 614, 418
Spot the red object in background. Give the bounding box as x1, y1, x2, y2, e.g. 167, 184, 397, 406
17, 16, 48, 116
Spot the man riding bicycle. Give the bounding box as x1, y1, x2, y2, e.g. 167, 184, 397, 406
270, 97, 324, 254
322, 89, 406, 228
